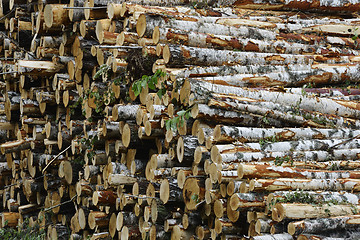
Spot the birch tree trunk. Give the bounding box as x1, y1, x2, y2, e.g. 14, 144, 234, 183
190, 64, 360, 87
157, 27, 353, 55
273, 203, 360, 221
193, 104, 285, 127
189, 78, 360, 119
254, 178, 360, 192
213, 126, 360, 143
238, 163, 360, 180
233, 0, 360, 12
288, 215, 360, 235
163, 45, 351, 68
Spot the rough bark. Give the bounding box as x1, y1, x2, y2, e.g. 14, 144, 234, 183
273, 203, 360, 221
288, 215, 360, 235
233, 0, 360, 12
189, 78, 360, 119
253, 178, 360, 192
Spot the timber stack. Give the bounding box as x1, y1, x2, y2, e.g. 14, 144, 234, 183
1, 0, 360, 239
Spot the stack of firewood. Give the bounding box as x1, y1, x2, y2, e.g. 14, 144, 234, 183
1, 0, 360, 239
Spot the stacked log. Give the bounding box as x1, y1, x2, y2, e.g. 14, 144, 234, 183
1, 0, 360, 240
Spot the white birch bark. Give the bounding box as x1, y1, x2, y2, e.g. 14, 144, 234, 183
189, 79, 360, 119
254, 178, 360, 192
244, 139, 360, 152
194, 104, 284, 127
209, 93, 360, 129
219, 149, 360, 164
213, 126, 360, 143
165, 45, 352, 67
288, 215, 360, 235
233, 0, 360, 12
142, 14, 277, 41
191, 64, 360, 87
157, 27, 357, 55
268, 191, 360, 206
274, 203, 360, 221
239, 163, 360, 180
251, 233, 293, 240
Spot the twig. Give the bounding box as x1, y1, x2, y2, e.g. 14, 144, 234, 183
124, 194, 160, 200
63, 6, 107, 9
42, 145, 71, 174
43, 195, 76, 212
0, 8, 15, 22
0, 71, 18, 75
195, 200, 205, 208
328, 134, 360, 151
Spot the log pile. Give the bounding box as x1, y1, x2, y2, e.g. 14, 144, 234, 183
1, 0, 360, 239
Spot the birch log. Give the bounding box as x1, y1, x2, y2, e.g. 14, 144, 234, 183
193, 104, 284, 127
238, 163, 360, 180
138, 13, 277, 41
189, 79, 360, 119
253, 178, 360, 192
213, 126, 360, 143
163, 45, 350, 68
190, 64, 360, 87
288, 215, 360, 235
156, 27, 351, 55
273, 203, 360, 221
233, 0, 360, 12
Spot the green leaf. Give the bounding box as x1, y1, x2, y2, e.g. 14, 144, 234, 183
157, 88, 166, 100
148, 79, 156, 90
177, 110, 186, 117
165, 119, 171, 130
141, 79, 147, 88
171, 119, 177, 131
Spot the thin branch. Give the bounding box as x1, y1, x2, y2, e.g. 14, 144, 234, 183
124, 194, 160, 200
328, 134, 360, 151
0, 71, 18, 75
42, 145, 71, 174
63, 6, 107, 9
43, 195, 76, 212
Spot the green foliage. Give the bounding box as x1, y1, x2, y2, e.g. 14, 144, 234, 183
132, 70, 166, 97
352, 27, 359, 41
191, 193, 200, 203
113, 73, 125, 86
259, 135, 280, 146
276, 190, 316, 205
271, 190, 351, 210
165, 108, 192, 132
78, 135, 98, 163
73, 156, 85, 166
274, 156, 293, 166
302, 112, 331, 126
0, 219, 46, 240
351, 204, 359, 214
93, 64, 110, 81
84, 88, 116, 116
69, 96, 83, 117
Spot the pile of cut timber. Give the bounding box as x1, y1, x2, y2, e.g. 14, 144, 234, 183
1, 0, 360, 239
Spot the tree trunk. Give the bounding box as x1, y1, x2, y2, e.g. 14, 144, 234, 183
193, 104, 284, 127
213, 126, 360, 143
229, 192, 267, 210
189, 78, 360, 119
273, 203, 360, 221
254, 178, 360, 192
163, 45, 349, 68
288, 215, 360, 235
233, 0, 360, 12
251, 233, 293, 240
238, 163, 360, 180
